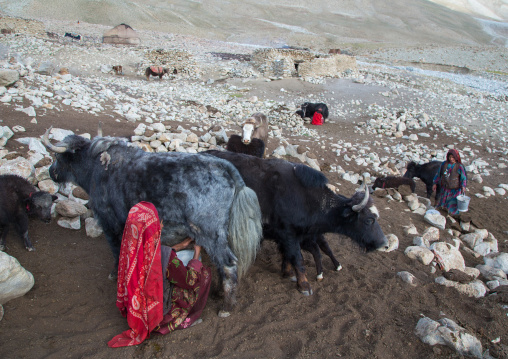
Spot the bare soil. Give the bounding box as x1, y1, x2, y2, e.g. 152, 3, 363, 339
0, 76, 508, 359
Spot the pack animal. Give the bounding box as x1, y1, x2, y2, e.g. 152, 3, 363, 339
403, 161, 442, 201
64, 32, 81, 41
111, 65, 123, 75
43, 128, 262, 317
296, 102, 329, 122
0, 174, 57, 251
240, 113, 269, 157
372, 176, 416, 193
205, 150, 388, 295
144, 66, 172, 81
226, 135, 265, 158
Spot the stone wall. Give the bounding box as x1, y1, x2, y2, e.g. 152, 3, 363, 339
252, 48, 357, 78
0, 15, 45, 36
298, 54, 357, 77
142, 48, 201, 77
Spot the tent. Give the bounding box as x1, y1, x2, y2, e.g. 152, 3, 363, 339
103, 23, 140, 45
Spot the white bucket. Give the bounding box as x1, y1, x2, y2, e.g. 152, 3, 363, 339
456, 195, 471, 212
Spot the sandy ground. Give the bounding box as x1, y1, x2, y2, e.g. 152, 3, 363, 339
0, 11, 508, 359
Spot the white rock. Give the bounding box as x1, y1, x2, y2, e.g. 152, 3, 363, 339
422, 227, 439, 242
385, 234, 399, 252
397, 271, 417, 286
55, 200, 88, 217
0, 252, 34, 305
430, 242, 465, 271
85, 218, 103, 238
415, 316, 482, 357
424, 210, 446, 230
435, 277, 487, 298
494, 188, 506, 196
476, 264, 507, 281
57, 216, 81, 230
0, 157, 35, 182
484, 252, 508, 274
404, 246, 434, 265
37, 179, 60, 194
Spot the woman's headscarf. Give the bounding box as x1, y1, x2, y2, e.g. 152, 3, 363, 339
446, 149, 461, 164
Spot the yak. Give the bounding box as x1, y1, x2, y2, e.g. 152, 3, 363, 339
205, 150, 388, 295
296, 102, 329, 122
372, 176, 416, 193
145, 66, 174, 81
238, 113, 269, 157
43, 128, 262, 317
226, 135, 265, 158
0, 174, 57, 251
403, 161, 442, 201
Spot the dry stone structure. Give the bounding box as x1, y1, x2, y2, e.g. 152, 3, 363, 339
0, 15, 45, 36
252, 48, 357, 78
142, 48, 201, 77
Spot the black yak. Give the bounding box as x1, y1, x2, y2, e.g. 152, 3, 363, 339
226, 135, 265, 158
205, 150, 388, 295
403, 161, 442, 201
296, 102, 329, 122
0, 174, 57, 251
239, 113, 269, 157
372, 176, 416, 193
145, 66, 173, 80
43, 128, 262, 317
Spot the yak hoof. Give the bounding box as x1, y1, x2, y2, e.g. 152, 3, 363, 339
26, 246, 35, 252
316, 273, 324, 281
336, 265, 343, 271
300, 288, 313, 296
289, 275, 297, 282
218, 310, 231, 318
108, 270, 118, 281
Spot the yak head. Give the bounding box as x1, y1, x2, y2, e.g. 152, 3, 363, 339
27, 191, 58, 223
43, 127, 93, 188
371, 177, 386, 190
403, 161, 418, 179
336, 181, 388, 252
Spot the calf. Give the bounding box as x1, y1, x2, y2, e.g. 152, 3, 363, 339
403, 161, 442, 201
296, 102, 329, 121
0, 174, 57, 251
241, 113, 269, 157
372, 176, 416, 193
226, 134, 265, 158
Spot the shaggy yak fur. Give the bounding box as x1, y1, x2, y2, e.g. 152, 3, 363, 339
372, 176, 416, 193
144, 66, 175, 80
404, 161, 442, 200
44, 130, 262, 317
296, 102, 329, 121
205, 150, 388, 295
0, 174, 57, 251
226, 134, 265, 158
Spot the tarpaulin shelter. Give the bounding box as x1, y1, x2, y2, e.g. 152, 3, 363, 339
103, 23, 140, 45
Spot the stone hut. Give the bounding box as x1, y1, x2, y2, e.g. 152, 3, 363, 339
103, 23, 140, 45
252, 48, 357, 78
143, 49, 201, 77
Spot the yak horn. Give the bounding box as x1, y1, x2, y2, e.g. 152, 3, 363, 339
97, 121, 103, 137
352, 179, 370, 212
42, 127, 68, 153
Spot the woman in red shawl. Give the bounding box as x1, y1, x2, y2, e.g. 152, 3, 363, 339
108, 202, 211, 348
432, 149, 467, 216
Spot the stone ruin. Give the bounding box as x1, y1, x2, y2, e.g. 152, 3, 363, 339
251, 48, 357, 78
142, 48, 201, 77
0, 15, 45, 36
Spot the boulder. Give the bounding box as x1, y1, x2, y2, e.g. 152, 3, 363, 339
0, 252, 35, 305
0, 69, 19, 87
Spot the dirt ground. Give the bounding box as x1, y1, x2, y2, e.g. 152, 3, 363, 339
0, 76, 508, 359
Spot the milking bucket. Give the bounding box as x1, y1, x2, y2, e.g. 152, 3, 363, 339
456, 195, 470, 212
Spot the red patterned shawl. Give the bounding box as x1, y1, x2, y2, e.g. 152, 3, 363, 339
108, 202, 163, 348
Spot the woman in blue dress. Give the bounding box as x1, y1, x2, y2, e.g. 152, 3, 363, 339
432, 149, 467, 216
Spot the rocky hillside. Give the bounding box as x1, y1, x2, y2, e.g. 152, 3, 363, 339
0, 0, 502, 49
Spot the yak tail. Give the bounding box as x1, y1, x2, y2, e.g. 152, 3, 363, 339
228, 185, 262, 278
